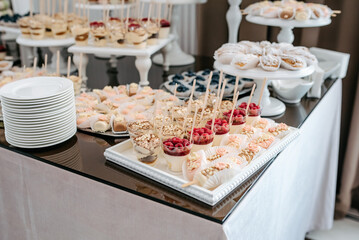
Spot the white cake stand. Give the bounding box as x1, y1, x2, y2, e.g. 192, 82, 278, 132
141, 0, 207, 66
16, 36, 76, 74
214, 61, 315, 116
75, 2, 133, 10
68, 35, 174, 89
246, 15, 331, 44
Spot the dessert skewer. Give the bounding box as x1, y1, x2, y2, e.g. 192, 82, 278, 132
257, 77, 267, 106
229, 91, 240, 129
171, 83, 178, 122
199, 71, 212, 123
245, 84, 256, 116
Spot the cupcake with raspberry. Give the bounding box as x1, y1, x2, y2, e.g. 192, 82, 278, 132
189, 127, 214, 152
205, 118, 230, 146
238, 102, 261, 125
162, 137, 193, 172
223, 108, 246, 134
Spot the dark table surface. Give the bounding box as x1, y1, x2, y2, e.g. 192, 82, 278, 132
0, 55, 337, 224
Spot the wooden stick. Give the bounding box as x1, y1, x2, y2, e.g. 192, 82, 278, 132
79, 53, 83, 78
147, 2, 152, 22
218, 79, 227, 111
33, 57, 37, 74
257, 78, 267, 106
121, 0, 124, 20
171, 83, 178, 122
182, 180, 198, 188
52, 0, 55, 17
189, 106, 199, 143
67, 56, 71, 78
168, 3, 173, 22
47, 0, 50, 15
245, 84, 256, 116
44, 54, 48, 73
182, 79, 196, 131
199, 71, 213, 123
211, 97, 219, 132
332, 10, 341, 14
30, 0, 33, 17
157, 2, 161, 23
217, 70, 223, 98
40, 0, 44, 15
64, 0, 68, 21
56, 50, 60, 76
163, 2, 168, 21
233, 76, 240, 104
229, 91, 239, 129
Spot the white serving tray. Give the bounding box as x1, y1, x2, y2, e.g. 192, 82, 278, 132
104, 128, 300, 206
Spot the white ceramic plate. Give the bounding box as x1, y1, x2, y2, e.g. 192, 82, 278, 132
0, 77, 73, 100
4, 115, 76, 133
0, 89, 74, 107
4, 114, 76, 128
1, 97, 75, 115
5, 125, 76, 141
6, 128, 76, 149
2, 103, 75, 119
1, 87, 74, 104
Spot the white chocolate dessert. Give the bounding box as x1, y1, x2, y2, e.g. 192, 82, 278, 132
52, 19, 68, 39
71, 25, 90, 46
29, 20, 45, 40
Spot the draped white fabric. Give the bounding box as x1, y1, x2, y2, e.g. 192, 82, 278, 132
0, 80, 341, 240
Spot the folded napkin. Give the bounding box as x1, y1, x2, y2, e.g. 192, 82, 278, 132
307, 65, 324, 98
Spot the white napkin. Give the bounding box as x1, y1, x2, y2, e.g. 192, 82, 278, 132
307, 65, 324, 98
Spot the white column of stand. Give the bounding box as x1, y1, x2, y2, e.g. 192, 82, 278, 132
135, 55, 152, 86
161, 43, 171, 72
277, 26, 295, 44
152, 5, 195, 66
226, 0, 242, 43
73, 53, 89, 90
239, 78, 286, 117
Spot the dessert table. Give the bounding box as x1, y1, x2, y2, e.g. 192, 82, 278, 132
0, 56, 340, 239
68, 35, 174, 87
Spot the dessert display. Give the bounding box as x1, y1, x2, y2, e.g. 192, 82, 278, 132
71, 25, 90, 46
244, 1, 338, 22
214, 41, 318, 72
90, 21, 108, 47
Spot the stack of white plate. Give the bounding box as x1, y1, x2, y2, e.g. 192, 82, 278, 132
0, 77, 77, 148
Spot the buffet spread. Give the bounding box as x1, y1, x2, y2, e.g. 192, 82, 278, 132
0, 0, 339, 206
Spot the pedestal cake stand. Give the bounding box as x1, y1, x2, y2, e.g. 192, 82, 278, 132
214, 61, 315, 116
245, 15, 331, 44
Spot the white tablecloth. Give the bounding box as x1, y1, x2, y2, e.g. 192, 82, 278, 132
0, 80, 341, 240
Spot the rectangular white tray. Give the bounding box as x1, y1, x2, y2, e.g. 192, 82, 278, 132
104, 128, 300, 206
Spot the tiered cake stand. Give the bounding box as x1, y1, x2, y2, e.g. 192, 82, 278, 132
141, 0, 207, 66
75, 2, 133, 11
214, 61, 315, 116
68, 35, 174, 89
16, 36, 76, 74
246, 15, 331, 43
